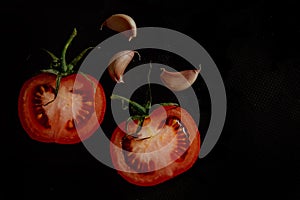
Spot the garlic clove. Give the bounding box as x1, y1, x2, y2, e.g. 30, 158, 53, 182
160, 68, 201, 91
108, 50, 138, 83
100, 13, 137, 41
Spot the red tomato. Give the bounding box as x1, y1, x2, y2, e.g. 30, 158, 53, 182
110, 105, 200, 186
18, 72, 106, 144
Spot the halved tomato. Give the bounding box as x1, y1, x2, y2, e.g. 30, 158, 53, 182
18, 72, 106, 144
110, 105, 200, 186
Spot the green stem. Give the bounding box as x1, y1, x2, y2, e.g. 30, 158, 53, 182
61, 28, 77, 72
144, 62, 152, 112
43, 75, 62, 106
125, 115, 146, 137
111, 94, 147, 115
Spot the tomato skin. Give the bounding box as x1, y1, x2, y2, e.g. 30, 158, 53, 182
110, 105, 200, 186
18, 73, 106, 144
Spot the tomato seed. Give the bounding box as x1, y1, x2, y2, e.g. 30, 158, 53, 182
65, 119, 75, 130
39, 85, 46, 93
37, 113, 43, 119
84, 101, 93, 106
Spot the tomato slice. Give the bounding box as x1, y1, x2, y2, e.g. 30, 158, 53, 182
18, 73, 106, 144
110, 105, 200, 186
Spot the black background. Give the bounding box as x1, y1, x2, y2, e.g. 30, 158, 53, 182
3, 0, 300, 199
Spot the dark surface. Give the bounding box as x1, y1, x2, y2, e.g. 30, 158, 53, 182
2, 0, 300, 199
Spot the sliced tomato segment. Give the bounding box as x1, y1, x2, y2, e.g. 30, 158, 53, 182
110, 105, 200, 186
18, 73, 106, 144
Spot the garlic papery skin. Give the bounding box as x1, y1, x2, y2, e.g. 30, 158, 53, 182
101, 14, 137, 41
160, 68, 201, 91
108, 50, 136, 83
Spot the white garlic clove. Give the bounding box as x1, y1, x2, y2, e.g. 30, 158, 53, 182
160, 68, 201, 91
100, 13, 137, 41
108, 50, 137, 83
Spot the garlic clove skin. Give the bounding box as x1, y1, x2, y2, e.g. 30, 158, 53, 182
160, 68, 201, 91
108, 50, 135, 83
101, 14, 137, 41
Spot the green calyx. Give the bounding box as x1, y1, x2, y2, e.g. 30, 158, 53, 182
41, 28, 93, 105
111, 94, 178, 137
110, 64, 178, 137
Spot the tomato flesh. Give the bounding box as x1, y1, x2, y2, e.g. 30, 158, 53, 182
18, 73, 106, 144
110, 106, 200, 186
